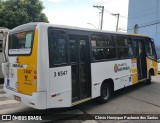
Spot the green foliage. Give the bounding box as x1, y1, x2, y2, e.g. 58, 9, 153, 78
0, 0, 49, 29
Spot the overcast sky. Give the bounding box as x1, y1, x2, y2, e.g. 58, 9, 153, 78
42, 0, 129, 32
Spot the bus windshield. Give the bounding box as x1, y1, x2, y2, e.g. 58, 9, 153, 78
145, 39, 157, 60
9, 30, 34, 55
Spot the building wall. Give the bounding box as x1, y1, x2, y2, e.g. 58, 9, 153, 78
127, 0, 160, 57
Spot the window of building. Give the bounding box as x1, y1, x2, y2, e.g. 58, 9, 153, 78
48, 29, 67, 67
91, 34, 116, 60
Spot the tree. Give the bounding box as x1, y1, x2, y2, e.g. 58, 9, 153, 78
0, 0, 49, 29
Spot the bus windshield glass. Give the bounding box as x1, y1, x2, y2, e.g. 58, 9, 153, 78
9, 30, 34, 55
145, 39, 157, 60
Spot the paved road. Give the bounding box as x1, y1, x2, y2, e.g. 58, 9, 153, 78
0, 75, 160, 123
76, 75, 160, 123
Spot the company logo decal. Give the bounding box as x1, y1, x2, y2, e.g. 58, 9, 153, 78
114, 63, 130, 73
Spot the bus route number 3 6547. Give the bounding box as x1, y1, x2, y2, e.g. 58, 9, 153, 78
54, 70, 67, 77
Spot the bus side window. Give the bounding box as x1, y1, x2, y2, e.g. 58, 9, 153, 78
116, 36, 133, 58
91, 34, 116, 60
151, 42, 157, 59
80, 40, 86, 61
69, 39, 77, 63
48, 29, 67, 67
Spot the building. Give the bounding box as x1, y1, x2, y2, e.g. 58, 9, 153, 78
127, 0, 160, 57
0, 27, 9, 79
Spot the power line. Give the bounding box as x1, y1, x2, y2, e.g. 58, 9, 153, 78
104, 8, 113, 15
95, 0, 117, 6
94, 0, 105, 6
94, 0, 128, 19
127, 20, 160, 31
119, 15, 128, 19
93, 1, 128, 31
103, 8, 128, 19
128, 19, 160, 29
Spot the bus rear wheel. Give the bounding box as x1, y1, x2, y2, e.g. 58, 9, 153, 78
98, 83, 112, 103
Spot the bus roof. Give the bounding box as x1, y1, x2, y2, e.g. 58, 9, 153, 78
127, 33, 149, 38
11, 22, 150, 38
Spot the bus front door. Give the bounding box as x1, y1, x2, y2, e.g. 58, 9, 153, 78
69, 35, 91, 102
133, 39, 147, 80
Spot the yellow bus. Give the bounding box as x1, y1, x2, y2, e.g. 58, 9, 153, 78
2, 23, 158, 109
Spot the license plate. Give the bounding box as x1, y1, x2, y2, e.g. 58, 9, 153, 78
15, 95, 21, 102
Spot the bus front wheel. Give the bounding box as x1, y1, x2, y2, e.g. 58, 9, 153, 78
98, 83, 112, 103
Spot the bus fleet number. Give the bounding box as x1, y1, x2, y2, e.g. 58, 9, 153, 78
54, 71, 67, 77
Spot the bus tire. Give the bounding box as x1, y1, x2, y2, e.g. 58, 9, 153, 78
98, 83, 112, 103
146, 73, 151, 85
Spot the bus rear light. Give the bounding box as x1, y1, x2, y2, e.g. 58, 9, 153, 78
34, 76, 37, 80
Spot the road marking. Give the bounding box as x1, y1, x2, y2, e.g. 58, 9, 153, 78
82, 120, 97, 123
0, 100, 19, 105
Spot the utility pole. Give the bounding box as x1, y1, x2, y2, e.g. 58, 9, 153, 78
112, 13, 120, 32
93, 5, 104, 30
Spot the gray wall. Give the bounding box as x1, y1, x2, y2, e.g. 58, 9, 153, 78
127, 0, 160, 57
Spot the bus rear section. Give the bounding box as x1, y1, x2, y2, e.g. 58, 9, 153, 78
2, 23, 92, 109
2, 23, 47, 109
